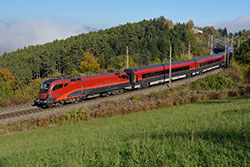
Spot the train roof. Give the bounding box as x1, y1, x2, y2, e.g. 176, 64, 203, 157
163, 59, 194, 66
128, 59, 195, 71
43, 79, 58, 83
65, 71, 125, 80
45, 71, 125, 82
128, 63, 162, 71
192, 53, 223, 61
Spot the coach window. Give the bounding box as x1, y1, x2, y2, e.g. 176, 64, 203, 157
52, 84, 63, 91
172, 66, 189, 73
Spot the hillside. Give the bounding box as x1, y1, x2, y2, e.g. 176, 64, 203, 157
235, 30, 250, 65
0, 17, 210, 87
0, 95, 249, 166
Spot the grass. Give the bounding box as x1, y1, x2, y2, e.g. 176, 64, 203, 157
0, 95, 249, 167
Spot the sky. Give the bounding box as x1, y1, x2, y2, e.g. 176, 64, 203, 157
0, 0, 250, 55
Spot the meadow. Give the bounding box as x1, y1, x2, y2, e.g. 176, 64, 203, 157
0, 95, 249, 166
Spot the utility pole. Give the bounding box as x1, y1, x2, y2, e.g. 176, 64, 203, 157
227, 38, 230, 68
208, 34, 210, 49
238, 37, 240, 49
169, 45, 172, 87
188, 42, 191, 60
224, 38, 227, 68
126, 45, 129, 69
210, 35, 213, 55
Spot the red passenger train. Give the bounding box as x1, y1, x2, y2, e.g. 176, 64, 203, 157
34, 42, 234, 107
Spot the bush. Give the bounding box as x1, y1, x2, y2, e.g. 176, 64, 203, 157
131, 94, 143, 100
0, 98, 2, 107
0, 81, 13, 99
15, 78, 44, 100
0, 78, 45, 107
230, 59, 250, 84
192, 73, 236, 91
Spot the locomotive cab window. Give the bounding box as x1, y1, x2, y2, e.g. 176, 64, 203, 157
122, 75, 128, 79
40, 81, 52, 93
52, 84, 63, 91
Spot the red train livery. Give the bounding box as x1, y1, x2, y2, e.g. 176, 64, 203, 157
34, 42, 233, 107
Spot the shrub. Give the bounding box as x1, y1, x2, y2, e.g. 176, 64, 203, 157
192, 73, 236, 91
12, 96, 30, 104
131, 94, 143, 100
229, 59, 250, 84
0, 81, 13, 99
218, 91, 229, 99
14, 78, 44, 100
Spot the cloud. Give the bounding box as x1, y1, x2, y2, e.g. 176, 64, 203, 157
0, 20, 96, 56
206, 15, 250, 33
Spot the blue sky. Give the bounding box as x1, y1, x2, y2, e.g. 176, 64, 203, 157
0, 0, 249, 55
1, 0, 249, 28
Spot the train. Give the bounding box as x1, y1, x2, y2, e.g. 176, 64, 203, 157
34, 42, 234, 108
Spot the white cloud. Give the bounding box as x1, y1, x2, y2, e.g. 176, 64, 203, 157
0, 20, 95, 56
205, 15, 250, 33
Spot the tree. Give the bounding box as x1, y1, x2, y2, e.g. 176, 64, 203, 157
238, 38, 250, 65
186, 20, 194, 30
152, 57, 162, 64
0, 68, 15, 86
223, 27, 228, 37
108, 55, 137, 70
78, 52, 100, 74
0, 68, 15, 98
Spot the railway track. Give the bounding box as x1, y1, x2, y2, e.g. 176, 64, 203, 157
0, 68, 223, 125
0, 108, 42, 120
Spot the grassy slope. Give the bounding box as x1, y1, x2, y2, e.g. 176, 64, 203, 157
0, 95, 249, 167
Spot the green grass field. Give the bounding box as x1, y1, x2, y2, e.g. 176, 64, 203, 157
0, 95, 249, 167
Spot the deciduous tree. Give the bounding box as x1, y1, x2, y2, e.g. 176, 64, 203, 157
0, 68, 15, 98
78, 52, 100, 74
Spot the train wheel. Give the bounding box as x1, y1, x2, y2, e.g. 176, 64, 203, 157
111, 89, 121, 95
142, 82, 149, 89
119, 89, 125, 94
56, 100, 64, 107
73, 97, 81, 103
44, 103, 54, 108
101, 92, 110, 97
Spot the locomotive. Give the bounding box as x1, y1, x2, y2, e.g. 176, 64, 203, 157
34, 43, 234, 108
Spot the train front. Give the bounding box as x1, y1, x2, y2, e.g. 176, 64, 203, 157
33, 79, 56, 107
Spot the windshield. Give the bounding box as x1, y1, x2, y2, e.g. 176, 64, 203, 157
40, 81, 51, 93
